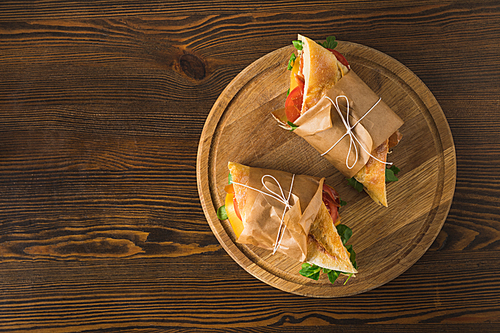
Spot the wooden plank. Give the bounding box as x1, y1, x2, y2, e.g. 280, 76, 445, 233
0, 0, 498, 330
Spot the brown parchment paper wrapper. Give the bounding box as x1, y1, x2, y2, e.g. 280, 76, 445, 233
234, 166, 324, 262
273, 70, 404, 178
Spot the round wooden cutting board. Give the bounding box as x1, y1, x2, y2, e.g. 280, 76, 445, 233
197, 41, 456, 298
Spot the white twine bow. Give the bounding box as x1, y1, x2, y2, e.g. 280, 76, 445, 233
321, 95, 392, 169
231, 174, 296, 254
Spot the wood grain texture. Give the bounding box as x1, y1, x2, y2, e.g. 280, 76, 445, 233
0, 0, 499, 331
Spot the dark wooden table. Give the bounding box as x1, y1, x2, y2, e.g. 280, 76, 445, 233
1, 1, 499, 332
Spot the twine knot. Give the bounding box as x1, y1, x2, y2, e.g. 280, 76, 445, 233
321, 95, 391, 168
232, 174, 296, 254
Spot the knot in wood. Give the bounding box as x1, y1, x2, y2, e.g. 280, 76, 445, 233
179, 53, 206, 80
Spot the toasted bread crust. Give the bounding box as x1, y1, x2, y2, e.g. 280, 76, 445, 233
354, 139, 389, 207
306, 203, 357, 274
299, 35, 342, 113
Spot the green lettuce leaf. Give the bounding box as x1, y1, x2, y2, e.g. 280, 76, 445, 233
217, 205, 228, 220
347, 177, 364, 192
320, 36, 338, 49
385, 165, 400, 182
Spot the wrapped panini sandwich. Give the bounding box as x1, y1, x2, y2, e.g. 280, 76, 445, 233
273, 34, 404, 206
218, 162, 357, 283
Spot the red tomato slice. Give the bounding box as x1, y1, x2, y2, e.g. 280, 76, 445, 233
322, 184, 340, 224
233, 196, 242, 220
323, 184, 340, 205
326, 48, 350, 69
285, 83, 304, 123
